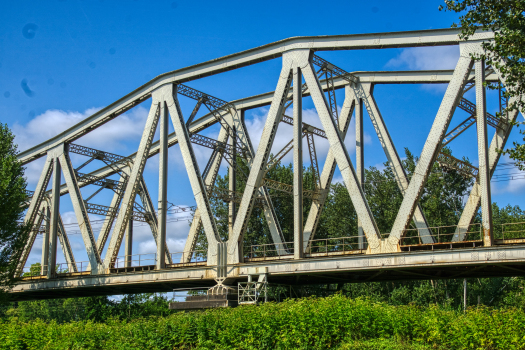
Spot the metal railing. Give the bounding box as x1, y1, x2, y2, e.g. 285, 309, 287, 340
495, 222, 525, 241
246, 242, 294, 260
20, 261, 91, 279
308, 236, 368, 255
169, 250, 207, 266
114, 253, 156, 269
400, 223, 482, 245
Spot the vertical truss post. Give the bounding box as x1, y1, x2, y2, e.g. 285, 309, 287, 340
228, 54, 293, 264
229, 127, 237, 239
453, 72, 520, 241
157, 101, 169, 269
475, 59, 494, 246
387, 44, 476, 250
355, 95, 365, 250
48, 156, 61, 278
301, 50, 382, 252
358, 83, 434, 244
59, 145, 103, 274
125, 219, 133, 267
303, 86, 355, 252
41, 203, 50, 276
180, 126, 228, 263
138, 178, 172, 264
165, 84, 222, 266
104, 98, 161, 269
293, 66, 304, 259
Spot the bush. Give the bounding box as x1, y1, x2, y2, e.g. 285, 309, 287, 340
0, 295, 524, 349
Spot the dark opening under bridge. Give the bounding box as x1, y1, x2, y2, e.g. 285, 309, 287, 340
12, 27, 525, 301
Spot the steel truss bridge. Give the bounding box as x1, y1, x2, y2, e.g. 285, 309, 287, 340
12, 28, 525, 301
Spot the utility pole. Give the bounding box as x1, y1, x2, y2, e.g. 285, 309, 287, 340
463, 279, 467, 312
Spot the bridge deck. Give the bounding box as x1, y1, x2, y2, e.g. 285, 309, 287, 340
11, 243, 525, 301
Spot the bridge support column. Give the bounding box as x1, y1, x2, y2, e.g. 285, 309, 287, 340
157, 101, 169, 269
17, 156, 53, 276
293, 65, 304, 259
41, 204, 50, 276
475, 59, 494, 246
48, 156, 61, 278
355, 95, 366, 250
229, 127, 236, 240
125, 219, 133, 267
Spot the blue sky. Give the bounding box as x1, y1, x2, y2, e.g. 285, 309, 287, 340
2, 0, 524, 267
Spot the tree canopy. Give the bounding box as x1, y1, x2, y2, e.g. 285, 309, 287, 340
440, 1, 525, 168
0, 124, 29, 302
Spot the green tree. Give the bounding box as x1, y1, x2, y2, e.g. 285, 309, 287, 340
0, 124, 29, 302
440, 1, 525, 168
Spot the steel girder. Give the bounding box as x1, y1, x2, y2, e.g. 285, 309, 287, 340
36, 71, 501, 197
17, 29, 523, 281
18, 28, 494, 165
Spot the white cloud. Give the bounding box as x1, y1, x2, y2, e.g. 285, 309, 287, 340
385, 46, 461, 95
386, 46, 460, 71
491, 155, 525, 195
13, 106, 150, 155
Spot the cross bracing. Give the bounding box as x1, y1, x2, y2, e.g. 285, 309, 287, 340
13, 28, 525, 300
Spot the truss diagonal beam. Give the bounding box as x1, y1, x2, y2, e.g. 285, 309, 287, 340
225, 111, 289, 256
301, 51, 383, 252
95, 170, 128, 254
387, 44, 476, 249
305, 133, 320, 189
165, 84, 222, 265
56, 207, 77, 272
358, 83, 434, 244
181, 126, 228, 263
104, 100, 161, 268
453, 63, 521, 241
229, 59, 293, 263
59, 147, 102, 272
16, 157, 53, 275
303, 85, 355, 252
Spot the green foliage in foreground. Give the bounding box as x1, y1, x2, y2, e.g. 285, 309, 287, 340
2, 295, 525, 350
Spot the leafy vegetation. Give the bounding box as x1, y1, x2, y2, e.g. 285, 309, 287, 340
2, 295, 525, 349
440, 1, 525, 169
0, 124, 29, 303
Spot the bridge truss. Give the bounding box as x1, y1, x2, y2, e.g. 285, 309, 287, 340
12, 28, 525, 300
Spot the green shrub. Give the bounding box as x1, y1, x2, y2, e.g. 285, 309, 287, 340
0, 295, 524, 349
